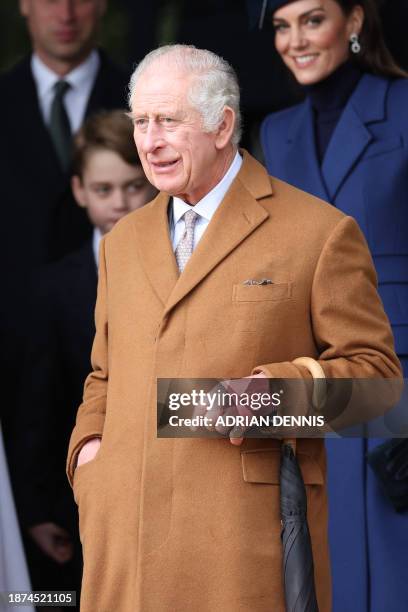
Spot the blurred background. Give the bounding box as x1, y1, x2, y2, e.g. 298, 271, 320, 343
1, 0, 407, 150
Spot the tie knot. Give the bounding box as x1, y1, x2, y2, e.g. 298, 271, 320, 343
54, 79, 70, 99
184, 208, 199, 230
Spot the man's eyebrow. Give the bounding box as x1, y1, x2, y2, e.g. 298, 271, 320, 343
273, 7, 325, 21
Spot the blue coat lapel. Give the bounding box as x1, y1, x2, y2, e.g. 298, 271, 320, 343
286, 100, 330, 201
321, 74, 389, 201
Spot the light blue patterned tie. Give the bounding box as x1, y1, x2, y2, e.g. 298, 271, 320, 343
175, 209, 199, 272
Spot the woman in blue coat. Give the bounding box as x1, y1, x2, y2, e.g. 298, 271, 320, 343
260, 1, 408, 610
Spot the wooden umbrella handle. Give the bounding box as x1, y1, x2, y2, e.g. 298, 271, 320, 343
293, 356, 327, 411
283, 357, 327, 453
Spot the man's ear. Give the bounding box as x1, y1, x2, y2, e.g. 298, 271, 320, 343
215, 106, 236, 150
71, 175, 87, 208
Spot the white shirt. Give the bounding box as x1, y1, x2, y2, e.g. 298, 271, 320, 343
31, 50, 100, 133
93, 227, 102, 269
171, 151, 243, 251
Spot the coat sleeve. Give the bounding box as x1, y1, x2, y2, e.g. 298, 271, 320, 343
252, 216, 402, 420
66, 238, 108, 486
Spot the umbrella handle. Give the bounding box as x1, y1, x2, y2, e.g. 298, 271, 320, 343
283, 358, 327, 453
292, 356, 327, 411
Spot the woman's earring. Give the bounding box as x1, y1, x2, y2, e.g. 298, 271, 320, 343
350, 33, 361, 54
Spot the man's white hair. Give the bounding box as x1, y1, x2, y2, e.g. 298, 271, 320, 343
128, 44, 242, 146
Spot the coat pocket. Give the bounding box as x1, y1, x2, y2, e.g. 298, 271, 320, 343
72, 454, 101, 505
233, 282, 292, 302
241, 448, 324, 485
232, 282, 294, 333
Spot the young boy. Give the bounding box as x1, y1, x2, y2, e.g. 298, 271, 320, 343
13, 111, 156, 604
71, 109, 157, 255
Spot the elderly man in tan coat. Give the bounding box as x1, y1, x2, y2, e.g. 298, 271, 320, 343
67, 45, 401, 612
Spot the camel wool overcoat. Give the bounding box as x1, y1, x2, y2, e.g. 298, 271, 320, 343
67, 151, 400, 612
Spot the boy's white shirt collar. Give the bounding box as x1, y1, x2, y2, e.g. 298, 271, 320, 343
93, 227, 102, 269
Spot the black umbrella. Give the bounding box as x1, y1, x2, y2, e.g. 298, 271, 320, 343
280, 442, 319, 612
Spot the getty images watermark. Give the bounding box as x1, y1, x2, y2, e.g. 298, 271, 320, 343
157, 378, 408, 438
165, 386, 324, 429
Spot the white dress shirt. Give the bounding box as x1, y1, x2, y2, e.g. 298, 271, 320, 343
31, 50, 100, 133
92, 227, 102, 270
171, 151, 243, 251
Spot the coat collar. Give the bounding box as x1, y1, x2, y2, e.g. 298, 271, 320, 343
287, 101, 330, 201
132, 150, 271, 317
321, 73, 389, 199
287, 73, 390, 201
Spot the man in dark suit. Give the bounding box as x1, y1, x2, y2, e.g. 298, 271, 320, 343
0, 0, 127, 465
0, 0, 128, 601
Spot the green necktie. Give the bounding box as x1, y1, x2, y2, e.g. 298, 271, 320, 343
49, 80, 72, 171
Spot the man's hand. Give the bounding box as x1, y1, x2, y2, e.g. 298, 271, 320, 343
229, 373, 267, 446
190, 373, 268, 446
28, 522, 73, 564
77, 437, 101, 467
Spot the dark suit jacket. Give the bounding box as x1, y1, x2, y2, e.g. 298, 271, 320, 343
16, 240, 97, 530
0, 50, 128, 431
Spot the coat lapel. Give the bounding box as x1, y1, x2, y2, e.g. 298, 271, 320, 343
286, 100, 330, 201
132, 153, 271, 317
16, 58, 64, 182
321, 74, 389, 201
132, 192, 180, 307
163, 153, 270, 317
321, 107, 372, 201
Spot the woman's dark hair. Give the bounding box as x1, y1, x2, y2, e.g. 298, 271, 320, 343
338, 0, 407, 78
73, 110, 141, 178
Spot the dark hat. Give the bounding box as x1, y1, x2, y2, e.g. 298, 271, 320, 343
246, 0, 298, 30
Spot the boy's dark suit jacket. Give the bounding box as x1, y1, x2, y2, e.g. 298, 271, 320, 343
16, 240, 97, 532
0, 50, 127, 443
